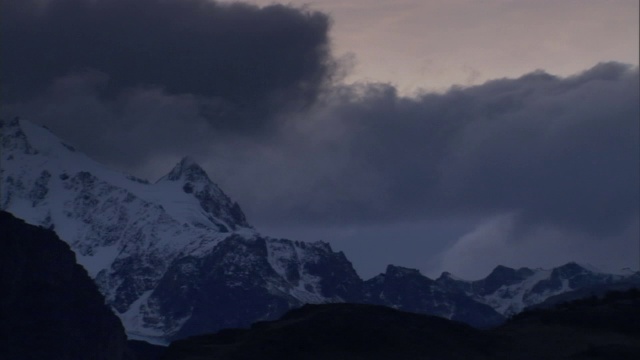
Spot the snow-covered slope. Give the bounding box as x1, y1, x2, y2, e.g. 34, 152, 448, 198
0, 117, 357, 343
436, 262, 635, 317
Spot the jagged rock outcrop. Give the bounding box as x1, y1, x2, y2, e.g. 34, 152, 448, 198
364, 265, 504, 328
0, 211, 132, 360
159, 235, 363, 340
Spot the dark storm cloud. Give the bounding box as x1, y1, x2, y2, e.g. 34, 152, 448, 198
2, 1, 637, 240
227, 62, 638, 238
1, 0, 334, 132
436, 64, 639, 234
6, 62, 637, 239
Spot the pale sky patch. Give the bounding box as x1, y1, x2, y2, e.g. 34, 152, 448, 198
239, 0, 639, 94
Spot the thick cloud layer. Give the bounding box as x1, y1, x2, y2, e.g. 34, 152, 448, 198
2, 1, 638, 275
2, 0, 334, 132
233, 63, 638, 236
439, 213, 639, 279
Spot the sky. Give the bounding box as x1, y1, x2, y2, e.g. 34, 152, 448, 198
2, 0, 639, 280
242, 0, 640, 94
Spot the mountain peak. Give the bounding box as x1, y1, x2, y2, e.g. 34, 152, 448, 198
162, 156, 211, 183
0, 117, 37, 155
438, 271, 464, 282
179, 155, 198, 167
385, 265, 422, 278
156, 156, 251, 230
552, 262, 592, 277
0, 116, 21, 128
1, 117, 84, 157
485, 265, 530, 280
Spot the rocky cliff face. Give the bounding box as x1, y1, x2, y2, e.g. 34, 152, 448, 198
154, 235, 364, 340
0, 211, 132, 360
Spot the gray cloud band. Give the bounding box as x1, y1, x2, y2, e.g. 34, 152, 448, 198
2, 0, 335, 133
2, 1, 638, 240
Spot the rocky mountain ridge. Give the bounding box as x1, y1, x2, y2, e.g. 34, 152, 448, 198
2, 117, 349, 343
436, 262, 638, 317
1, 117, 636, 343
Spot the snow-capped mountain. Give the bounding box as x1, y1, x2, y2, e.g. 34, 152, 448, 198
363, 265, 504, 328
436, 263, 639, 317
2, 117, 637, 343
1, 117, 358, 343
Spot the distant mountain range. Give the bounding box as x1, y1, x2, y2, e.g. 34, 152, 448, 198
2, 117, 638, 344
4, 209, 638, 360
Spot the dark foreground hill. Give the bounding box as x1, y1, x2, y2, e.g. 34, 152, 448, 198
0, 211, 133, 360
162, 289, 640, 360
497, 288, 640, 360
163, 303, 496, 360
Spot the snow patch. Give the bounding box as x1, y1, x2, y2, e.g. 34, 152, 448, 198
76, 244, 120, 278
